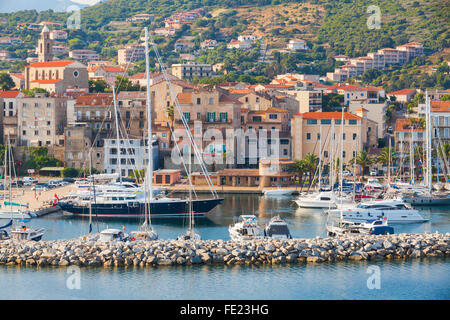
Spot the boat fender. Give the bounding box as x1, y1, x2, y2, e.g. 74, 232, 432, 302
130, 237, 135, 241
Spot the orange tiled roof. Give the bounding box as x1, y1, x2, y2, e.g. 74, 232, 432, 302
30, 79, 62, 84
431, 101, 450, 113
296, 112, 361, 120
395, 118, 425, 132
0, 90, 20, 98
387, 89, 416, 95
177, 92, 192, 104
75, 93, 113, 106
219, 93, 242, 105
27, 60, 75, 68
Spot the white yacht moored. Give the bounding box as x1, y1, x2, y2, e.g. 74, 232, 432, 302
294, 191, 351, 209
262, 187, 295, 197
327, 200, 428, 223
10, 225, 45, 241
229, 215, 263, 241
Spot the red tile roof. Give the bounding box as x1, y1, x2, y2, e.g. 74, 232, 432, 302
0, 90, 20, 98
27, 60, 76, 68
31, 79, 62, 84
387, 89, 416, 95
395, 118, 425, 132
75, 93, 113, 106
431, 101, 450, 113
296, 112, 361, 120
266, 107, 288, 113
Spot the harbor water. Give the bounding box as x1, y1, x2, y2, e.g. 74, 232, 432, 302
0, 194, 449, 299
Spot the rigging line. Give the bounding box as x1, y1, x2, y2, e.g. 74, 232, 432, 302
147, 32, 217, 198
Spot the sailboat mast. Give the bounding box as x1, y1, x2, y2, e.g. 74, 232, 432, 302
318, 125, 322, 190
7, 134, 12, 212
144, 27, 154, 229
112, 86, 122, 184
339, 107, 344, 198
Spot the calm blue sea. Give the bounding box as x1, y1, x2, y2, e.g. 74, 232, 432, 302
0, 194, 449, 300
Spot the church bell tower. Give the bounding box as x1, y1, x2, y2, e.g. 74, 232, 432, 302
38, 26, 53, 62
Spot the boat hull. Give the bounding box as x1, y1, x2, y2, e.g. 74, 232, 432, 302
57, 198, 224, 218
403, 197, 450, 206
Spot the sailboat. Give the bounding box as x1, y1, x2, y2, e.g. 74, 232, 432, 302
1, 137, 44, 241
177, 143, 201, 241
131, 29, 159, 241
0, 136, 34, 219
392, 92, 450, 206
57, 28, 224, 218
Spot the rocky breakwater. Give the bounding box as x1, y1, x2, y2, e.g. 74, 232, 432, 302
0, 233, 449, 268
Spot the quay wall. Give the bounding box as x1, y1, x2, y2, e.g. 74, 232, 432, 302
0, 233, 449, 268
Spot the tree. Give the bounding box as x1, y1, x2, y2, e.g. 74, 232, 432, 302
62, 167, 79, 178
355, 150, 372, 177
289, 159, 307, 187
303, 153, 319, 187
89, 79, 109, 93
0, 72, 15, 90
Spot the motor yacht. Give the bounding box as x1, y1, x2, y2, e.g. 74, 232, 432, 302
264, 215, 292, 239
262, 187, 295, 197
10, 225, 45, 241
326, 200, 428, 223
327, 217, 394, 237
294, 191, 351, 209
229, 215, 263, 241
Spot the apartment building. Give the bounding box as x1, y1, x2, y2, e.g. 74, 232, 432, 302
117, 44, 146, 65
69, 49, 100, 61
17, 93, 67, 147
1, 90, 23, 146
88, 65, 127, 84
337, 85, 385, 106
287, 39, 308, 51
291, 111, 378, 162
386, 89, 417, 103
171, 62, 213, 79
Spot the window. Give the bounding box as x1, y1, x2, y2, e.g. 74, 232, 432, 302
219, 112, 228, 122
209, 98, 214, 104
349, 119, 357, 125
342, 133, 346, 140
22, 130, 26, 136
207, 112, 215, 122
335, 119, 345, 124
353, 133, 357, 140
196, 98, 201, 105
34, 130, 39, 135
47, 130, 51, 135
321, 119, 331, 124
269, 114, 277, 119
73, 70, 79, 78
306, 119, 317, 125
181, 112, 191, 122
306, 133, 311, 140
197, 112, 201, 120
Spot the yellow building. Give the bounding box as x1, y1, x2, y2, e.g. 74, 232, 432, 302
291, 111, 378, 164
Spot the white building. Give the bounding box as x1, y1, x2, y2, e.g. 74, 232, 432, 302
69, 49, 100, 61
287, 39, 308, 51
49, 30, 68, 40
103, 138, 158, 177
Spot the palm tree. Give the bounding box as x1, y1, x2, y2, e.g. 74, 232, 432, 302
303, 153, 319, 187
167, 104, 175, 147
413, 145, 424, 181
355, 150, 372, 177
289, 159, 307, 187
377, 147, 397, 174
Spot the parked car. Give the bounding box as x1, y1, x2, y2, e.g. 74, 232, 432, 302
370, 169, 378, 176
23, 177, 38, 185
31, 183, 49, 191
48, 180, 62, 188
75, 179, 89, 185
62, 178, 76, 184
10, 181, 24, 188
342, 170, 352, 176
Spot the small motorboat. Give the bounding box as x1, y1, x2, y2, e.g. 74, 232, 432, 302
294, 191, 351, 209
98, 229, 129, 242
262, 187, 295, 197
229, 215, 263, 241
264, 215, 292, 239
327, 217, 394, 237
364, 178, 385, 191
10, 225, 45, 241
